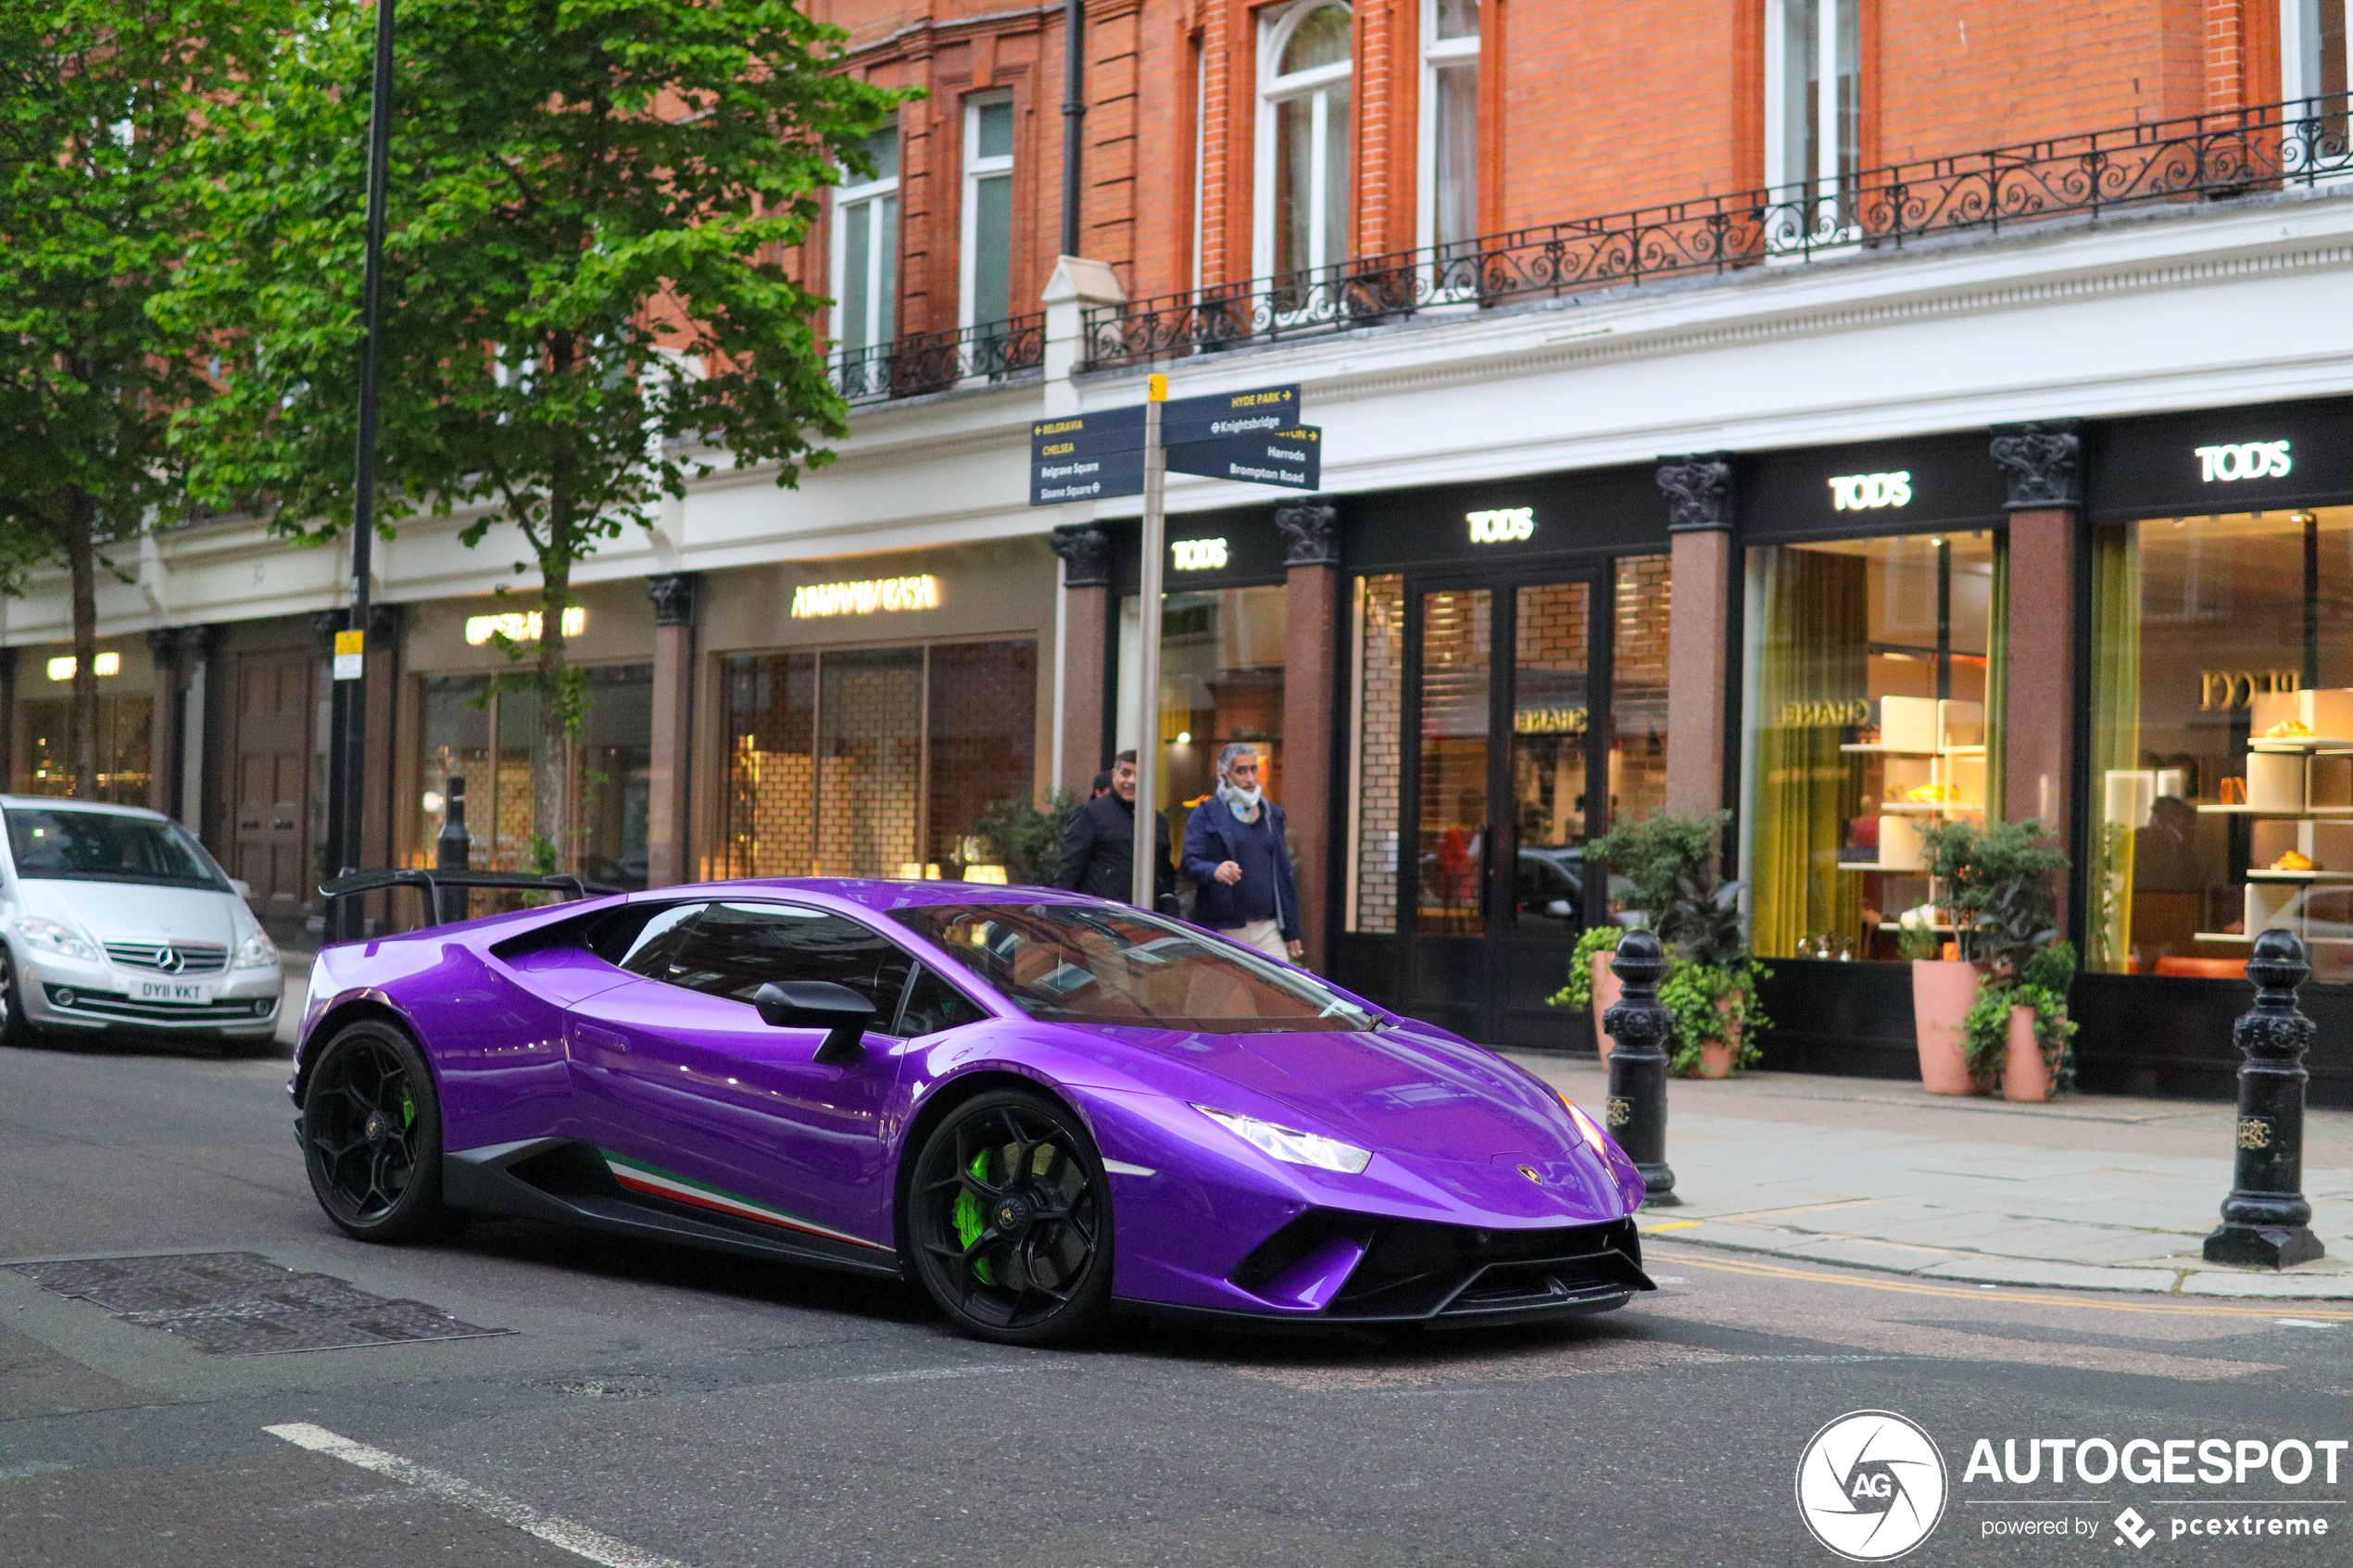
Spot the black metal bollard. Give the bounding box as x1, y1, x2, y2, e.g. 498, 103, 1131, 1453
2204, 929, 2326, 1269
434, 775, 472, 927
1601, 929, 1679, 1208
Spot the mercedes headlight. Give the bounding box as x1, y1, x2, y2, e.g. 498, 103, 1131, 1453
14, 917, 98, 963
1192, 1105, 1373, 1174
232, 929, 280, 971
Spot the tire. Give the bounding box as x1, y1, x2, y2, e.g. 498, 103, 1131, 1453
0, 951, 43, 1048
298, 1019, 453, 1242
908, 1088, 1114, 1347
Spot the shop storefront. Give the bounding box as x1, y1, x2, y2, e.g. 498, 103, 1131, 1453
2071, 397, 2353, 1103
1103, 470, 1676, 1049
1735, 435, 2011, 1078
403, 583, 658, 888
697, 536, 1054, 884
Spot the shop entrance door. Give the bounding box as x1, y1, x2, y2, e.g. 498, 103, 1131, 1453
1403, 573, 1612, 1047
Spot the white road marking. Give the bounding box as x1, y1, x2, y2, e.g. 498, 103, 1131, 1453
265, 1423, 690, 1568
0, 1460, 71, 1480
2275, 1317, 2339, 1329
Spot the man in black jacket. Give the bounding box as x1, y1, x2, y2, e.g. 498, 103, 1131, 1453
1053, 750, 1174, 908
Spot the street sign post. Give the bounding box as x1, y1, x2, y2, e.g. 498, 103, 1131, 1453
1029, 378, 1315, 911
1130, 377, 1168, 912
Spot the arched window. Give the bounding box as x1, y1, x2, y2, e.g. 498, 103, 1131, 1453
1257, 2, 1353, 279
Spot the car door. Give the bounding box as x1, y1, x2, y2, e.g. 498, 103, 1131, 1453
564, 900, 916, 1257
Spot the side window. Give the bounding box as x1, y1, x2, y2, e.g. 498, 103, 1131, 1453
662, 901, 915, 1019
584, 902, 708, 977
897, 965, 990, 1038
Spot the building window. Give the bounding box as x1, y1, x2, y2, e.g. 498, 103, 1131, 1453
832, 120, 900, 353
2284, 1, 2351, 104
1419, 0, 1478, 255
415, 665, 651, 891
15, 693, 153, 805
960, 95, 1014, 332
1766, 0, 1861, 230
1115, 586, 1288, 886
2089, 508, 2353, 983
1739, 533, 2002, 961
1257, 1, 1353, 280
718, 640, 1036, 881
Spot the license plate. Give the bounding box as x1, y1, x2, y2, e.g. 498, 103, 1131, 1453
133, 979, 212, 1005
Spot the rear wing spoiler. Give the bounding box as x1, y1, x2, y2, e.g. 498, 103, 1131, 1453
318, 868, 622, 929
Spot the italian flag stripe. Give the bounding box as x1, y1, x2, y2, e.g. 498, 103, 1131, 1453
600, 1151, 892, 1251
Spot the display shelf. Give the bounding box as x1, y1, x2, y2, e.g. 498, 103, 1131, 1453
2249, 739, 2353, 753
2246, 868, 2353, 882
1876, 921, 1956, 933
1839, 861, 1933, 873
2196, 804, 2353, 816
1838, 743, 1988, 757
1876, 800, 1986, 814
2195, 931, 2353, 946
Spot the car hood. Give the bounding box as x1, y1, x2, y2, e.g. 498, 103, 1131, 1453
1054, 1018, 1584, 1165
13, 879, 243, 944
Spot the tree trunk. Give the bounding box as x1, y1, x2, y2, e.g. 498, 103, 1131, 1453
534, 554, 573, 873
63, 489, 100, 799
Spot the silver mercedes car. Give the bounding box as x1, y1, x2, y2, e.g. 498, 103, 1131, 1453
0, 797, 282, 1054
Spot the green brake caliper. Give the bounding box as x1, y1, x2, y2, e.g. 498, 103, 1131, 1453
951, 1149, 995, 1286
401, 1092, 416, 1129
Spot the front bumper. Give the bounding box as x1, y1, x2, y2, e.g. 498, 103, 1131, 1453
19, 949, 281, 1036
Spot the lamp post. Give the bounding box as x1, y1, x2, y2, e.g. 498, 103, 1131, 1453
327, 0, 397, 939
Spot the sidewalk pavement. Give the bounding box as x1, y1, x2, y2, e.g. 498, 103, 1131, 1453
1508, 1055, 2353, 1299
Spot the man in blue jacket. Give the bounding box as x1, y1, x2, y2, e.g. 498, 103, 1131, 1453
1180, 743, 1302, 962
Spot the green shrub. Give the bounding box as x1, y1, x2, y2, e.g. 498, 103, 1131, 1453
974, 789, 1083, 885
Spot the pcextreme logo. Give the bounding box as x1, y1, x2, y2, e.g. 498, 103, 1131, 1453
1796, 1411, 1950, 1562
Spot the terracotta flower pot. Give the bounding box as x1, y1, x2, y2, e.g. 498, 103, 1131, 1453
1696, 1001, 1740, 1078
2002, 1004, 2053, 1102
1591, 949, 1625, 1061
1911, 959, 1980, 1096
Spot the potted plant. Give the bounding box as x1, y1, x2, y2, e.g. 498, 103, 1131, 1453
1554, 923, 1628, 1059
1548, 811, 1769, 1078
1918, 818, 2075, 1099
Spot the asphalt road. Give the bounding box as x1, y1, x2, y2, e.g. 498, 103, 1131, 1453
3, 1033, 2348, 1568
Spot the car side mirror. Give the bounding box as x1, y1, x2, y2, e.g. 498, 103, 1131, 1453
231, 878, 253, 901
751, 980, 876, 1065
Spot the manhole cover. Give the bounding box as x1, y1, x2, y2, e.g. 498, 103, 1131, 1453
12, 1252, 510, 1356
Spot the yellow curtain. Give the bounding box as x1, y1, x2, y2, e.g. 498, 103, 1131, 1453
2087, 524, 2141, 972
1752, 548, 1869, 958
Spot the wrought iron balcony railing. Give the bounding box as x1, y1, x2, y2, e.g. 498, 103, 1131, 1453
1086, 93, 2353, 371
829, 312, 1046, 404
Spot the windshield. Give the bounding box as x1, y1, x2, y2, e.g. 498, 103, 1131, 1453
5, 809, 228, 891
892, 902, 1378, 1033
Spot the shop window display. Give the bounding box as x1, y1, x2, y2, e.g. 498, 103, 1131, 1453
719, 640, 1036, 881
1116, 587, 1286, 880
15, 695, 154, 804
1346, 574, 1404, 933
414, 665, 651, 888
1741, 532, 2002, 960
2088, 508, 2353, 983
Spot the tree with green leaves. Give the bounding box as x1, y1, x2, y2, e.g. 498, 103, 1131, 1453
161, 0, 902, 867
0, 1, 246, 797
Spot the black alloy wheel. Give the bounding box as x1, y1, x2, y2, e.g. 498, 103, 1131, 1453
300, 1020, 453, 1242
0, 952, 39, 1048
910, 1089, 1114, 1345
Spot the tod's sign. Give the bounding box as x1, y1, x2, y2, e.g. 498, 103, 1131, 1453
2196, 440, 2294, 483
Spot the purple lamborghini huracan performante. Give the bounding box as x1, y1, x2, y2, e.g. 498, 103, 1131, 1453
292, 878, 1654, 1345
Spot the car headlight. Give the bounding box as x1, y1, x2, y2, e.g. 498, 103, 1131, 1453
14, 917, 98, 963
1557, 1089, 1612, 1158
1192, 1104, 1373, 1174
232, 929, 280, 971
